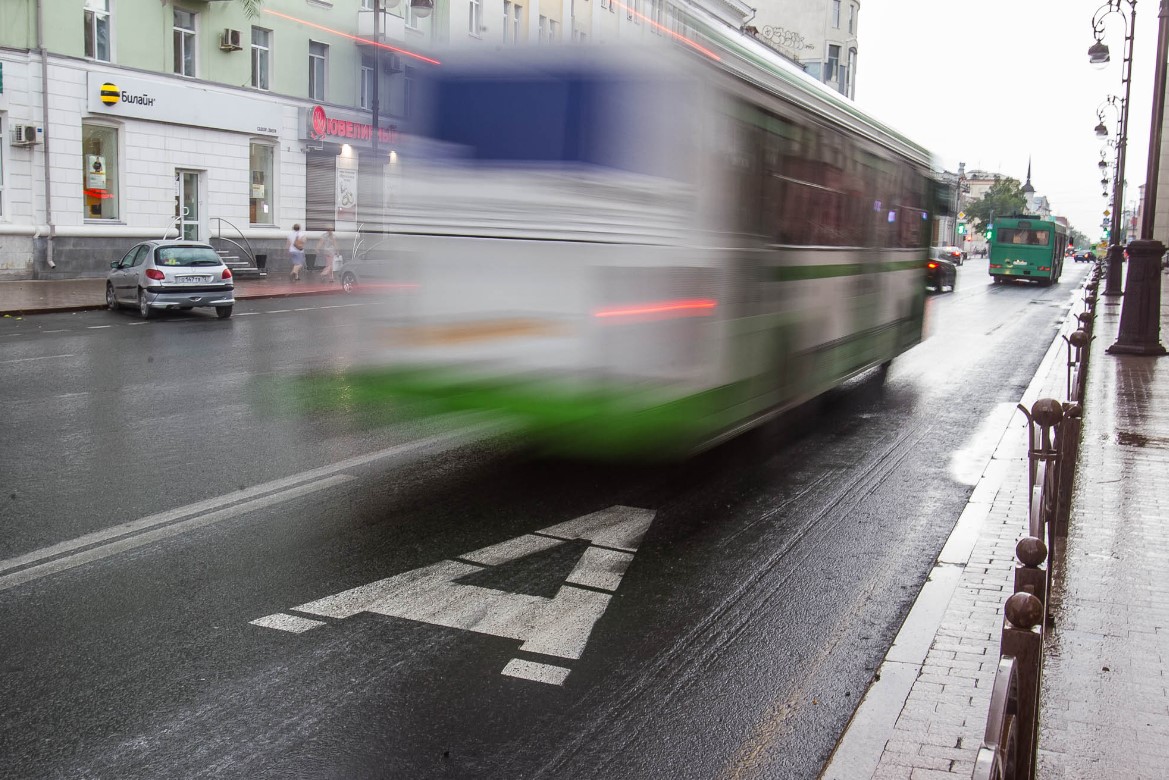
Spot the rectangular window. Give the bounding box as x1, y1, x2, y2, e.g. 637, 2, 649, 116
83, 123, 119, 220
826, 44, 840, 82
360, 56, 374, 109
361, 0, 374, 8
309, 41, 327, 101
849, 3, 855, 34
251, 27, 271, 90
469, 0, 482, 35
84, 0, 111, 61
549, 19, 559, 39
539, 15, 547, 41
513, 4, 522, 41
173, 8, 196, 77
832, 0, 841, 28
0, 117, 5, 218
503, 1, 512, 42
249, 142, 274, 225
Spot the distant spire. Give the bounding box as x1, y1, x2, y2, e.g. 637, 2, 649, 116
1022, 157, 1035, 195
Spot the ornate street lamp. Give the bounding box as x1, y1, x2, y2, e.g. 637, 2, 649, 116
1089, 0, 1137, 296
1109, 0, 1169, 356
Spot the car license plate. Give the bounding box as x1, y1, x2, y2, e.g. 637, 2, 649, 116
178, 275, 211, 283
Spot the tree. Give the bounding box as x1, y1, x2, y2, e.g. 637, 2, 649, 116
1069, 227, 1090, 248
239, 0, 262, 20
963, 177, 1027, 236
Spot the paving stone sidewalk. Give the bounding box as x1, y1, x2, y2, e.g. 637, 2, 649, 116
1035, 291, 1169, 779
824, 274, 1169, 779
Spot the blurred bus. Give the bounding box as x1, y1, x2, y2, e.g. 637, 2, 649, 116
342, 30, 935, 458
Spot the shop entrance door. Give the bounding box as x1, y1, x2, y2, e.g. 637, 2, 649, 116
175, 170, 204, 241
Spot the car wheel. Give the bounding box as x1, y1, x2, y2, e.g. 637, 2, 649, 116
341, 272, 357, 294
216, 305, 233, 320
106, 283, 120, 311
138, 289, 155, 319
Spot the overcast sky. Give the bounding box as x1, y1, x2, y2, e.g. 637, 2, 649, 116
854, 0, 1162, 238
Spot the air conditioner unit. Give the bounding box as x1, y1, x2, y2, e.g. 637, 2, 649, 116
219, 28, 242, 51
381, 53, 402, 73
11, 125, 40, 146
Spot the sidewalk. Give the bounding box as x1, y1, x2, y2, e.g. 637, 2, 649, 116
823, 275, 1169, 779
0, 275, 344, 316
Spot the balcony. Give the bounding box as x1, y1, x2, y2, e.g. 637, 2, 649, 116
357, 9, 406, 43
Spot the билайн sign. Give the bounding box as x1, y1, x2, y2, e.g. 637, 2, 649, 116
87, 73, 278, 136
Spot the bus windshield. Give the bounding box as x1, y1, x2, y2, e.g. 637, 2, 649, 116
998, 228, 1050, 246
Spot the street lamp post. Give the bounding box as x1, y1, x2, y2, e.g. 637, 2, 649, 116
1089, 0, 1137, 297
1109, 0, 1169, 355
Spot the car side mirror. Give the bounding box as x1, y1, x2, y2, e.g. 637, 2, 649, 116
110, 261, 120, 269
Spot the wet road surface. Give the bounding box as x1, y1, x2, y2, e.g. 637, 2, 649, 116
0, 263, 1088, 779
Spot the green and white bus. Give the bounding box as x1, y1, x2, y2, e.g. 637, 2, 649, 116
337, 26, 938, 458
988, 217, 1067, 286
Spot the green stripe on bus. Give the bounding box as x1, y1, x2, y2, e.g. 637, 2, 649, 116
768, 259, 921, 281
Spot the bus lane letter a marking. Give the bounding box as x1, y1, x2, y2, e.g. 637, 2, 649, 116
250, 506, 656, 682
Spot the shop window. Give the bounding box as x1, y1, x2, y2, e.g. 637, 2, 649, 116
174, 9, 196, 77
83, 124, 119, 220
84, 0, 111, 62
309, 41, 327, 101
0, 117, 5, 218
251, 27, 271, 90
306, 153, 336, 231
249, 142, 275, 225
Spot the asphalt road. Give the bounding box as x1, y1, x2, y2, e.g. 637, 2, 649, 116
0, 261, 1089, 779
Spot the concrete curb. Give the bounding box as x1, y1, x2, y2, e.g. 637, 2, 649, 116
819, 281, 1090, 780
0, 287, 347, 317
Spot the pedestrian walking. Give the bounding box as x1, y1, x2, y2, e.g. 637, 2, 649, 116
288, 223, 306, 281
316, 229, 337, 283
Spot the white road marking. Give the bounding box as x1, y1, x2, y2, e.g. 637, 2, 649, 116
87, 325, 112, 329
294, 307, 316, 311
460, 533, 563, 566
0, 423, 498, 587
255, 506, 656, 683
43, 329, 69, 333
250, 613, 327, 633
538, 506, 657, 551
126, 322, 147, 326
501, 659, 571, 686
564, 547, 636, 592
0, 475, 354, 593
0, 354, 76, 365
234, 312, 259, 316
267, 309, 291, 313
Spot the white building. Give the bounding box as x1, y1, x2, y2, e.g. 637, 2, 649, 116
748, 0, 859, 98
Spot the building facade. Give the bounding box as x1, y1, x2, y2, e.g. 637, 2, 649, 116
0, 0, 719, 280
748, 0, 858, 98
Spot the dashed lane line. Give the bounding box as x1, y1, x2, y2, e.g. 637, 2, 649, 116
0, 475, 354, 593
0, 422, 502, 593
0, 354, 75, 365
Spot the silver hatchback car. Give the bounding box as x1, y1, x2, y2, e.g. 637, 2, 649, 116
106, 241, 235, 319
